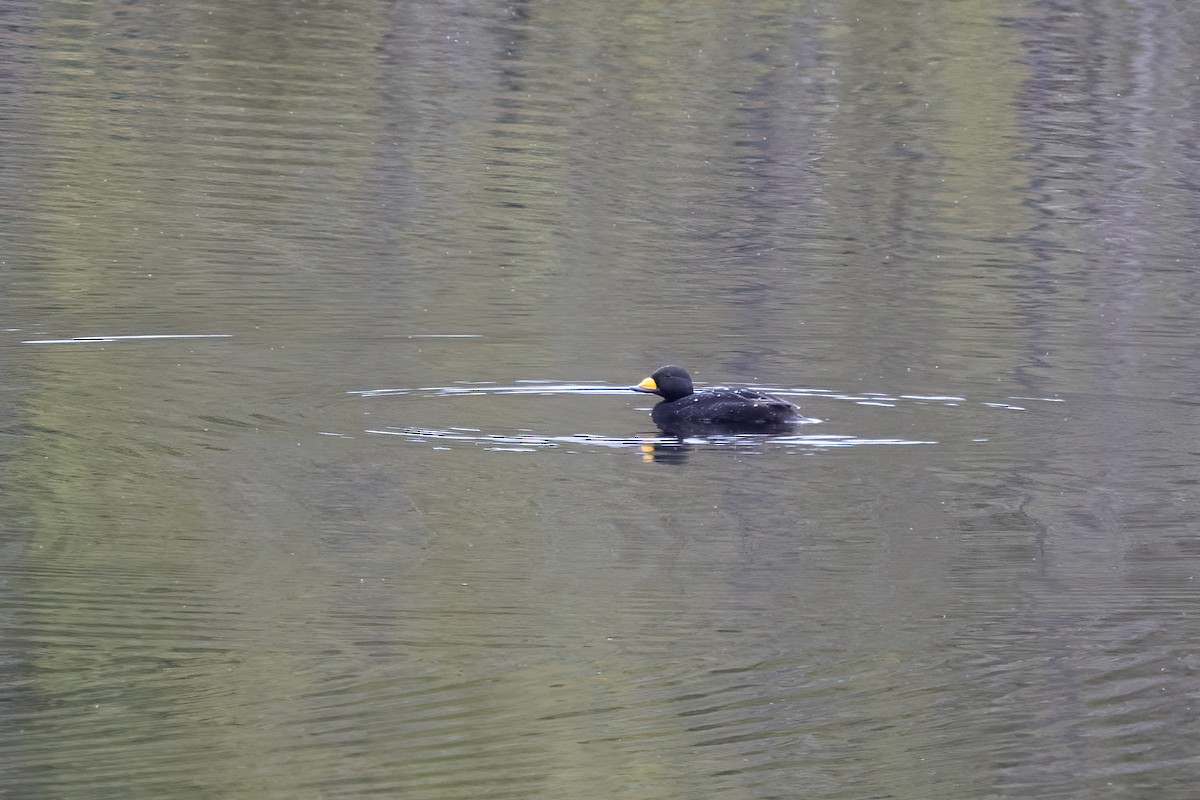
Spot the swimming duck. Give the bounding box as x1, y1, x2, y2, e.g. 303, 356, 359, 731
631, 365, 804, 434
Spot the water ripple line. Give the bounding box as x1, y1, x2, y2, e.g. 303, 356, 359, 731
22, 333, 233, 345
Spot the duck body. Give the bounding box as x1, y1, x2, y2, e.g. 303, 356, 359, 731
632, 365, 804, 435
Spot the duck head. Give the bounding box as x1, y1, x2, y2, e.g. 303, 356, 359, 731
631, 365, 695, 402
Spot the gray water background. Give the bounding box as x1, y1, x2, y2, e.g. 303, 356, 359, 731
2, 1, 1199, 798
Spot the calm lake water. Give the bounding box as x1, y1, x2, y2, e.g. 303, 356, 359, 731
3, 1, 1200, 798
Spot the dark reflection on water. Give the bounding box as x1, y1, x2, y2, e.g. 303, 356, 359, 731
4, 0, 1200, 799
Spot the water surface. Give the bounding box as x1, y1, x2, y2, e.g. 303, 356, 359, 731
3, 1, 1200, 798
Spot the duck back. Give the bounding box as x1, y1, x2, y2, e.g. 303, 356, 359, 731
651, 386, 802, 434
